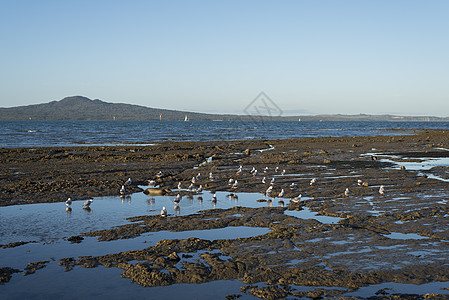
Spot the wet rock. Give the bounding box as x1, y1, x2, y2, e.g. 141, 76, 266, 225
0, 267, 21, 285
67, 235, 84, 243
1, 241, 31, 248
167, 252, 180, 262
23, 261, 49, 276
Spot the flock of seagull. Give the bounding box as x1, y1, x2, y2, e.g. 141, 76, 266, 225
64, 166, 386, 217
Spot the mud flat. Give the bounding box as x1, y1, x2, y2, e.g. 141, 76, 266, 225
2, 129, 449, 298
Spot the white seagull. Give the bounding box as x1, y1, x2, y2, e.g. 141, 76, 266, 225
228, 178, 235, 185
281, 169, 286, 175
173, 194, 182, 204
379, 185, 385, 196
232, 180, 238, 189
278, 189, 285, 198
125, 177, 132, 185
290, 183, 297, 190
120, 185, 126, 195
344, 188, 350, 197
291, 194, 302, 203
197, 185, 203, 193
83, 199, 93, 209
209, 172, 216, 181
177, 182, 182, 190
262, 177, 267, 184
310, 178, 317, 186
65, 198, 72, 207
191, 176, 197, 184
275, 166, 279, 173
161, 206, 167, 217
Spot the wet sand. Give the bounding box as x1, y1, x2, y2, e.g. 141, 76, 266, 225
2, 129, 449, 298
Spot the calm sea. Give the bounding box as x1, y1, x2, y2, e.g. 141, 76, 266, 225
1, 120, 449, 148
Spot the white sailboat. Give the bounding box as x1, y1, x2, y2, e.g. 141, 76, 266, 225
184, 115, 189, 121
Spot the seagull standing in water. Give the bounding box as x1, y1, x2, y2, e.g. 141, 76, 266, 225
173, 194, 182, 205
83, 199, 93, 209
379, 185, 385, 197
120, 185, 126, 196
177, 182, 182, 190
197, 185, 203, 193
65, 198, 72, 207
161, 206, 168, 217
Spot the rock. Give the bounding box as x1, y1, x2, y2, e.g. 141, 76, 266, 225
167, 252, 180, 262
244, 149, 251, 156
144, 188, 171, 195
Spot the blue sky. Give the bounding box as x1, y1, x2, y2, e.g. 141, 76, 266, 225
1, 0, 448, 116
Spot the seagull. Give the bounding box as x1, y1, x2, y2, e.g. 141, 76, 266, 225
379, 185, 385, 196
191, 177, 197, 184
262, 177, 267, 184
278, 189, 285, 198
173, 194, 181, 204
252, 169, 258, 176
266, 186, 273, 196
290, 182, 297, 190
264, 167, 269, 173
212, 193, 217, 201
236, 168, 242, 176
125, 177, 132, 185
228, 178, 235, 185
188, 183, 194, 191
357, 179, 363, 186
156, 171, 163, 177
250, 167, 256, 175
177, 182, 182, 190
120, 185, 126, 195
161, 206, 167, 217
65, 198, 72, 207
148, 180, 156, 186
270, 178, 275, 184
344, 188, 350, 197
275, 166, 279, 173
197, 185, 203, 193
310, 178, 317, 186
83, 199, 93, 209
291, 194, 302, 203
209, 172, 216, 181
232, 180, 238, 189
196, 173, 201, 180
281, 169, 286, 175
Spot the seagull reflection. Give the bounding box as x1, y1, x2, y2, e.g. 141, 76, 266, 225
278, 200, 285, 207
174, 205, 180, 215
147, 197, 155, 205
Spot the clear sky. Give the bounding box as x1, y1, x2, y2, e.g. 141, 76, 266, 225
1, 0, 448, 116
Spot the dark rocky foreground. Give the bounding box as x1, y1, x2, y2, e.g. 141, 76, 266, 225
2, 129, 449, 298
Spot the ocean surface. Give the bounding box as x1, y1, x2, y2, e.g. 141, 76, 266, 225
1, 120, 449, 148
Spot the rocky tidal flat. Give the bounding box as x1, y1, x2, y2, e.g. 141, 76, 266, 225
2, 129, 449, 298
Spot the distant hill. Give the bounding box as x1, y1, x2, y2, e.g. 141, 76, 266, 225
0, 96, 238, 121
0, 96, 448, 121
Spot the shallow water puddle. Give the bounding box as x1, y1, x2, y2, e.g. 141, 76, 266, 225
382, 232, 430, 240
0, 227, 270, 269
0, 191, 279, 244
0, 264, 258, 300
284, 207, 343, 224
344, 281, 449, 297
